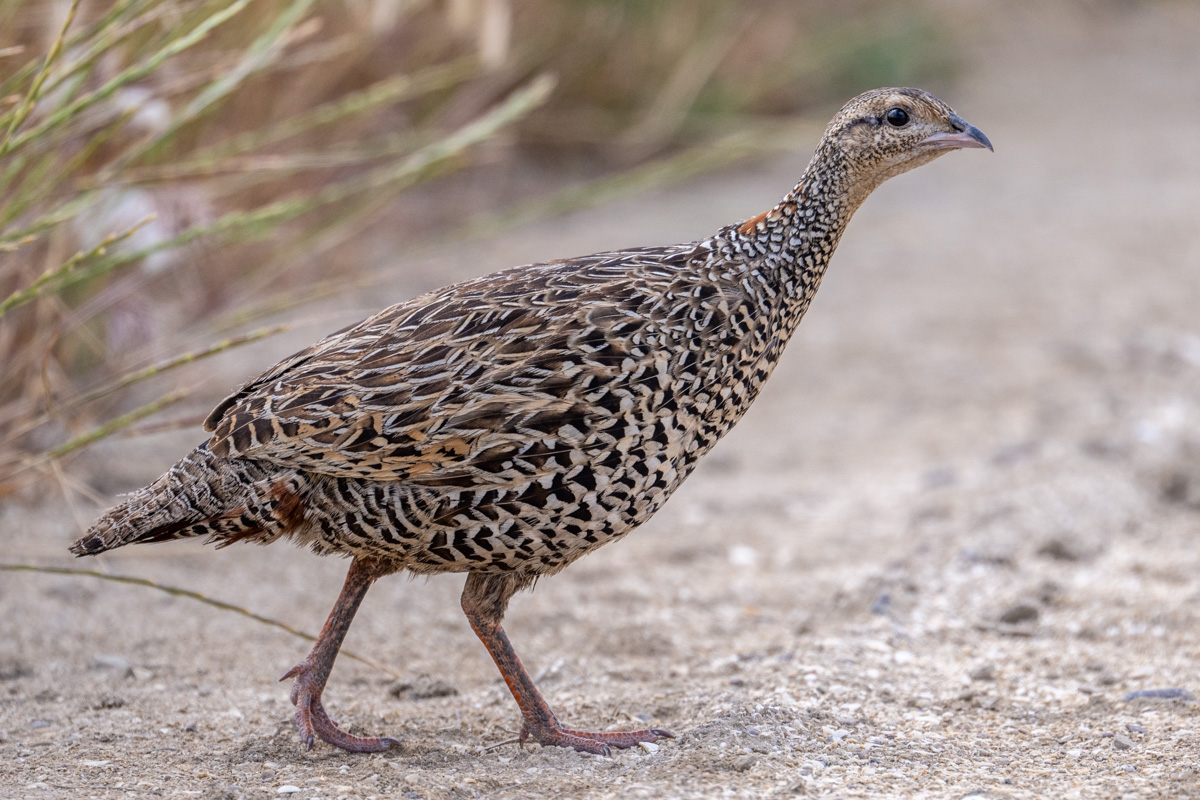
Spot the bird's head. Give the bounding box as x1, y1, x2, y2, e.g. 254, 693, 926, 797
816, 87, 992, 198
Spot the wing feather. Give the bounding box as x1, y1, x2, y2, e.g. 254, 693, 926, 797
205, 248, 712, 484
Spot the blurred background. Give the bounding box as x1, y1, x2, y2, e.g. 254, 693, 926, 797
2, 1, 1199, 797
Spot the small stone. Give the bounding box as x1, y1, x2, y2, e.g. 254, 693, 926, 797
969, 664, 996, 682
93, 693, 126, 710
1123, 687, 1194, 702
1126, 723, 1147, 735
0, 660, 32, 681
998, 604, 1039, 625
728, 545, 759, 567
1112, 735, 1134, 751
388, 675, 458, 701
922, 466, 956, 489
732, 754, 756, 772
1037, 538, 1083, 561
638, 741, 659, 754
91, 655, 133, 677
276, 786, 301, 794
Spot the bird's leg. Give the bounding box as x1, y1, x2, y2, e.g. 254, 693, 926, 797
461, 572, 673, 756
280, 557, 400, 752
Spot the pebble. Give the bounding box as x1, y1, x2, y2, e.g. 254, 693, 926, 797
0, 659, 32, 681
1036, 538, 1083, 561
388, 675, 458, 701
728, 545, 759, 567
1123, 688, 1194, 702
969, 664, 996, 682
1126, 723, 1147, 735
1112, 736, 1134, 751
93, 693, 125, 710
732, 755, 756, 772
90, 655, 133, 677
998, 604, 1039, 625
277, 786, 300, 794
638, 741, 659, 754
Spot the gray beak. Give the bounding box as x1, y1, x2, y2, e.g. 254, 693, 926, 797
920, 113, 994, 152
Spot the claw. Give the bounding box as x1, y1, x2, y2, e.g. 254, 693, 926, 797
285, 660, 400, 753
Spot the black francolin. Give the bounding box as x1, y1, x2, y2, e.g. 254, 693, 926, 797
73, 88, 991, 755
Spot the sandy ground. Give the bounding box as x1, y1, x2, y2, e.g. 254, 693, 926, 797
3, 5, 1200, 799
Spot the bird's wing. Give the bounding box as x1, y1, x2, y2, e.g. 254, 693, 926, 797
204, 248, 719, 485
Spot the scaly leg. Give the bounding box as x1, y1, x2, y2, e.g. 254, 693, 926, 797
280, 558, 400, 752
461, 572, 673, 756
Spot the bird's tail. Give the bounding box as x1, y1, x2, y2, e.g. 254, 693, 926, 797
70, 443, 305, 556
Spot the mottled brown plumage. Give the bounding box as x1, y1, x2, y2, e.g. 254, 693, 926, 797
73, 88, 991, 755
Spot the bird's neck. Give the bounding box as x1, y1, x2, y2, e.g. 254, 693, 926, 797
720, 141, 869, 336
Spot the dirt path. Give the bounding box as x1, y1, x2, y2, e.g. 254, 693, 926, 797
3, 5, 1199, 798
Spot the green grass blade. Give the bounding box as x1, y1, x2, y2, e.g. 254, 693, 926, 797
0, 0, 252, 161
116, 0, 319, 170
0, 214, 152, 319
183, 56, 477, 167
0, 0, 81, 150
0, 191, 100, 250
2, 324, 291, 450
47, 388, 187, 459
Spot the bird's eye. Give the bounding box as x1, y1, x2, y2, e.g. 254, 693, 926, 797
885, 108, 909, 127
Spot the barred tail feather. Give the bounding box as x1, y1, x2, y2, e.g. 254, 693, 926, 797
70, 443, 299, 556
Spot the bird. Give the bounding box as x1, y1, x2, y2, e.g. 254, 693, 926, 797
72, 88, 992, 756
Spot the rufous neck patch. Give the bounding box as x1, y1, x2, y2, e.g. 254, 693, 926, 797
737, 210, 770, 236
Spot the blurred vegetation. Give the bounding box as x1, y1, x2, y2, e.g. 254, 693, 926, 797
0, 0, 956, 501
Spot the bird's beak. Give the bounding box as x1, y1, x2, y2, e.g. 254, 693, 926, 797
921, 113, 994, 152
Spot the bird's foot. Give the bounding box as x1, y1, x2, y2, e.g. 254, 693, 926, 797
281, 662, 400, 753
519, 719, 673, 756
